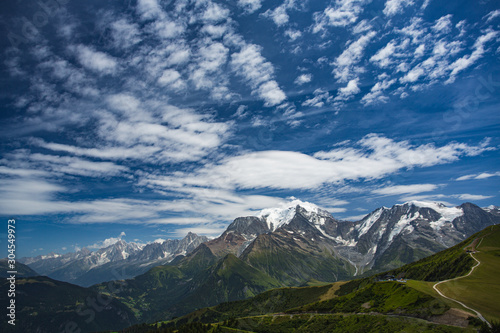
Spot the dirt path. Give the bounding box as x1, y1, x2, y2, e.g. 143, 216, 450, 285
432, 252, 491, 328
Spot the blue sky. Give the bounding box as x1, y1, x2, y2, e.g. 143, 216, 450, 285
1, 0, 499, 257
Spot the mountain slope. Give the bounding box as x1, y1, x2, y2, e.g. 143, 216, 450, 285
122, 224, 500, 333
93, 251, 282, 323
201, 200, 499, 284
373, 225, 495, 282
105, 200, 498, 323
0, 259, 38, 278
431, 224, 500, 323
0, 276, 136, 333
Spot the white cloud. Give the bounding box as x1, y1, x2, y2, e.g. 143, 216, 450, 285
335, 78, 361, 101
285, 29, 302, 41
383, 0, 414, 17
302, 88, 332, 108
447, 31, 498, 83
0, 166, 50, 177
370, 41, 397, 68
344, 214, 369, 221
198, 134, 492, 190
361, 77, 396, 105
190, 42, 229, 90
456, 194, 493, 201
234, 105, 249, 118
257, 81, 287, 107
456, 172, 500, 181
400, 67, 424, 83
73, 45, 118, 75
29, 153, 129, 177
87, 232, 127, 249
313, 0, 370, 32
158, 69, 187, 91
0, 177, 67, 215
353, 20, 372, 34
147, 217, 213, 225
106, 93, 141, 115
110, 18, 141, 49
201, 2, 230, 23
263, 5, 289, 26
136, 0, 163, 20
165, 46, 191, 66
372, 183, 439, 195
432, 14, 453, 34
485, 10, 500, 23
36, 97, 232, 163
333, 31, 376, 82
153, 19, 185, 39
237, 0, 263, 14
169, 226, 227, 238
294, 73, 312, 85
231, 44, 286, 106
262, 0, 299, 27
398, 17, 426, 43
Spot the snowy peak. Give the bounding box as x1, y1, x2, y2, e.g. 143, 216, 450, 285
399, 201, 463, 230
356, 207, 385, 238
354, 201, 467, 255
19, 232, 208, 286
258, 199, 332, 231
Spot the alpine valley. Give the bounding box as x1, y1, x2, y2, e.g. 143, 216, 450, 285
6, 200, 500, 332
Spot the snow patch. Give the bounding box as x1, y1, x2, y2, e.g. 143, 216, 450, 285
389, 212, 420, 242
121, 250, 129, 259
258, 198, 331, 231
356, 207, 384, 237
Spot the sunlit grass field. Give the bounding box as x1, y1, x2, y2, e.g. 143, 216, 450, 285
433, 225, 500, 322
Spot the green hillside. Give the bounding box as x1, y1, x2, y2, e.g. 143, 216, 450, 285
373, 225, 496, 282
216, 314, 472, 333
0, 276, 136, 333
95, 253, 283, 323
171, 282, 344, 326
434, 225, 500, 322
287, 282, 449, 318
0, 259, 39, 278
121, 314, 474, 333
116, 224, 500, 333
241, 231, 354, 286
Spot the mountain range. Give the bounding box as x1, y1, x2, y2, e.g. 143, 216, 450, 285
92, 200, 499, 322
6, 200, 500, 332
119, 223, 500, 333
20, 200, 499, 290
19, 232, 208, 287
202, 200, 500, 279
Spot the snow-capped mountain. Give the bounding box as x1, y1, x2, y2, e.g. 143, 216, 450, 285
203, 199, 500, 282
20, 200, 499, 287
20, 232, 208, 286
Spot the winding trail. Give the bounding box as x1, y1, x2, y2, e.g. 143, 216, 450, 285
432, 251, 491, 328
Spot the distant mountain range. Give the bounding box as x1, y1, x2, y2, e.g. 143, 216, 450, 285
20, 201, 500, 289
7, 200, 500, 332
19, 232, 208, 286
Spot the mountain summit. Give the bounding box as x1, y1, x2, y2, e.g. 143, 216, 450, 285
258, 199, 332, 231
203, 200, 500, 279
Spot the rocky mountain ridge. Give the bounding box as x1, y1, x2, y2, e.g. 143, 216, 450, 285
19, 232, 208, 286
202, 199, 500, 278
